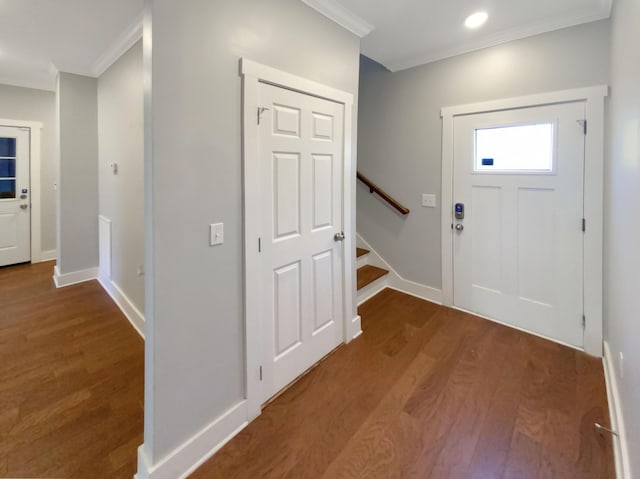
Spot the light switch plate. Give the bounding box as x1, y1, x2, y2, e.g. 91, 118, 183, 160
422, 194, 437, 208
210, 223, 224, 246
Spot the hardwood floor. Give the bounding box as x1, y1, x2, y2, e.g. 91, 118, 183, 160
191, 288, 614, 479
0, 261, 144, 478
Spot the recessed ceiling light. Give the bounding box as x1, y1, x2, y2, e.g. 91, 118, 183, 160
465, 12, 488, 29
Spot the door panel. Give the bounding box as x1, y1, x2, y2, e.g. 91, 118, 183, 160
0, 126, 30, 266
260, 83, 345, 403
274, 261, 302, 358
453, 102, 585, 347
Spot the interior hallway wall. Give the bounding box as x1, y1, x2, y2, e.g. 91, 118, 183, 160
98, 40, 144, 314
604, 0, 640, 474
56, 73, 99, 275
357, 20, 610, 289
0, 84, 57, 253
144, 0, 360, 466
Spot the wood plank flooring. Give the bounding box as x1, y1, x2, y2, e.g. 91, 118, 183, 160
191, 288, 614, 479
0, 261, 144, 478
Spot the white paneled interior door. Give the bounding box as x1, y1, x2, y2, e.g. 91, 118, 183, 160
0, 126, 30, 267
259, 82, 345, 403
452, 102, 586, 347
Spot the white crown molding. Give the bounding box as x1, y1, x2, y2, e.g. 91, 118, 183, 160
92, 11, 144, 77
301, 0, 374, 38
383, 7, 612, 72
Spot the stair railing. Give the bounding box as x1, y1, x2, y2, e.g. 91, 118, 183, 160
357, 171, 410, 216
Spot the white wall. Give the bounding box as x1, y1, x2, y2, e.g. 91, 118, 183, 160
98, 40, 144, 313
605, 0, 640, 474
0, 84, 56, 253
56, 72, 99, 275
144, 0, 360, 467
357, 20, 610, 289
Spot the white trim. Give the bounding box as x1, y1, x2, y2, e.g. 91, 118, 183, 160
98, 277, 145, 339
300, 0, 374, 38
356, 233, 443, 306
0, 119, 46, 263
98, 215, 112, 280
241, 57, 357, 420
440, 86, 607, 357
603, 341, 631, 479
53, 265, 98, 288
92, 12, 144, 77
141, 3, 155, 463
40, 249, 56, 262
386, 8, 612, 72
241, 59, 354, 105
351, 315, 362, 340
134, 401, 248, 479
440, 86, 608, 118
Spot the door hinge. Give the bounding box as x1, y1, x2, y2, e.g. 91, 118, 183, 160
259, 366, 263, 381
582, 315, 586, 328
577, 119, 587, 135
582, 218, 586, 232
257, 107, 270, 125
258, 237, 262, 252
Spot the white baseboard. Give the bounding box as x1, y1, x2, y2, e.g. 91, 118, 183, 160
135, 401, 248, 479
53, 266, 99, 288
356, 233, 443, 305
603, 341, 631, 479
39, 249, 57, 262
98, 276, 145, 339
350, 315, 362, 340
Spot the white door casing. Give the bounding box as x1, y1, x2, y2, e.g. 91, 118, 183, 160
441, 86, 607, 357
0, 126, 31, 266
242, 59, 359, 421
452, 102, 585, 347
258, 83, 345, 403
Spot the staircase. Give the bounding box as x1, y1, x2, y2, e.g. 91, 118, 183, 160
356, 247, 389, 305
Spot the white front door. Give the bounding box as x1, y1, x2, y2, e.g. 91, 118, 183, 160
452, 102, 585, 347
0, 126, 30, 267
259, 83, 345, 402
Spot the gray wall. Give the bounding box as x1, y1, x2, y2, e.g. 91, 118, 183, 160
98, 40, 144, 312
605, 0, 640, 474
0, 84, 57, 253
357, 20, 610, 288
145, 0, 360, 463
56, 73, 99, 274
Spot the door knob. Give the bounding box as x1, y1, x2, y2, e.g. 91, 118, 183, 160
20, 204, 28, 210
455, 223, 464, 231
334, 232, 345, 242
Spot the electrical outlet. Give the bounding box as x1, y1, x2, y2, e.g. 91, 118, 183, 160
619, 352, 624, 379
422, 194, 437, 208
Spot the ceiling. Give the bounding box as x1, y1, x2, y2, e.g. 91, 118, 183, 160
303, 0, 613, 71
0, 0, 612, 91
0, 0, 143, 91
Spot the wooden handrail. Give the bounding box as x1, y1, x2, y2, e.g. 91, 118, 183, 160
357, 171, 410, 216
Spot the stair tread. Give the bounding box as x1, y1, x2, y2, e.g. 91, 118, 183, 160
357, 265, 389, 290
356, 247, 370, 258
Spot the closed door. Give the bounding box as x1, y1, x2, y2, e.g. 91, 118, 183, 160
452, 102, 585, 347
259, 82, 345, 402
0, 126, 30, 267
